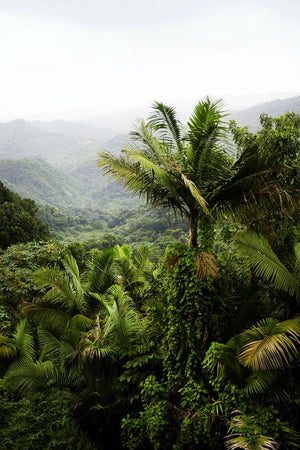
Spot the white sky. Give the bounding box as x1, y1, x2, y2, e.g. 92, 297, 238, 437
0, 0, 299, 121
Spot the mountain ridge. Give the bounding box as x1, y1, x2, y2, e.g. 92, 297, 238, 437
0, 95, 299, 210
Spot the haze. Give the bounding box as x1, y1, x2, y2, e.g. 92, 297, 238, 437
0, 0, 299, 121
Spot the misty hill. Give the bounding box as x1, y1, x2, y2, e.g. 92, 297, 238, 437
83, 105, 149, 132
0, 117, 134, 210
31, 119, 113, 140
0, 157, 139, 210
0, 118, 114, 169
0, 96, 299, 211
231, 96, 300, 129
0, 157, 82, 207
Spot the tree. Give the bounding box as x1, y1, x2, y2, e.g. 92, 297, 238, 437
98, 98, 232, 247
99, 102, 298, 249
24, 254, 94, 330
89, 245, 153, 301
0, 180, 49, 249
220, 113, 300, 254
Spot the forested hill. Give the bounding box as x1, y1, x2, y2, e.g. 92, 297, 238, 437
0, 158, 82, 207
0, 157, 140, 209
0, 96, 299, 210
0, 118, 115, 169
231, 95, 300, 129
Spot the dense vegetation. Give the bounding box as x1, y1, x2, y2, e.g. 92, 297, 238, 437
0, 100, 300, 449
0, 180, 49, 249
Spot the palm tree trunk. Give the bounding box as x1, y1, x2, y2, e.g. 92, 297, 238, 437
188, 215, 198, 247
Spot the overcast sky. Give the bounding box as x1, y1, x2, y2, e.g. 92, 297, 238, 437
0, 0, 299, 121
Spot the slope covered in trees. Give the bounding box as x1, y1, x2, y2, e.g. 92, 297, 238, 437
0, 96, 299, 212
230, 95, 300, 129
0, 157, 139, 209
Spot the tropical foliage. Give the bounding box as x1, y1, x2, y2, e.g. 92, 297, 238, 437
0, 106, 299, 449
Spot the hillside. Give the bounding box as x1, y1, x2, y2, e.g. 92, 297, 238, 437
0, 96, 299, 211
0, 158, 83, 207
0, 157, 139, 210
0, 118, 114, 169
230, 95, 300, 129
0, 118, 135, 209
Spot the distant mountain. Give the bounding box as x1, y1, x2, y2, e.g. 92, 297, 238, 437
230, 96, 300, 129
0, 118, 114, 169
83, 105, 149, 132
30, 119, 113, 140
0, 117, 135, 209
0, 96, 299, 212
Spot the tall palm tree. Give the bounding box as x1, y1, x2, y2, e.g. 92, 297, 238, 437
98, 99, 292, 248
98, 98, 232, 247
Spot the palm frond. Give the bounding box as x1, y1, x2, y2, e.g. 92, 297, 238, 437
236, 232, 300, 299
80, 324, 114, 362
294, 242, 300, 274
180, 171, 209, 214
226, 432, 278, 450
69, 314, 94, 331
34, 267, 76, 309
52, 366, 86, 390
88, 248, 115, 294
13, 319, 35, 361
147, 101, 182, 150
89, 292, 112, 314
104, 285, 145, 354
128, 149, 170, 180
4, 358, 55, 395
38, 327, 76, 366
242, 370, 278, 396
98, 151, 180, 208
63, 254, 85, 300
22, 303, 69, 327
130, 120, 170, 165
226, 414, 279, 450
0, 336, 18, 360
238, 317, 300, 371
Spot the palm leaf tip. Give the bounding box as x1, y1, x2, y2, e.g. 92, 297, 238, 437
148, 102, 182, 149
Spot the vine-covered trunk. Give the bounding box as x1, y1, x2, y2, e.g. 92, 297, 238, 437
188, 215, 198, 247
199, 214, 215, 252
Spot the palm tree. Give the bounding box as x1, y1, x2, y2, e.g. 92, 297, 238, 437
24, 254, 94, 330
98, 99, 293, 249
98, 98, 232, 247
0, 319, 34, 375
88, 244, 153, 302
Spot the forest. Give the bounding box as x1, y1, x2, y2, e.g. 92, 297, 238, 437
0, 97, 300, 449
